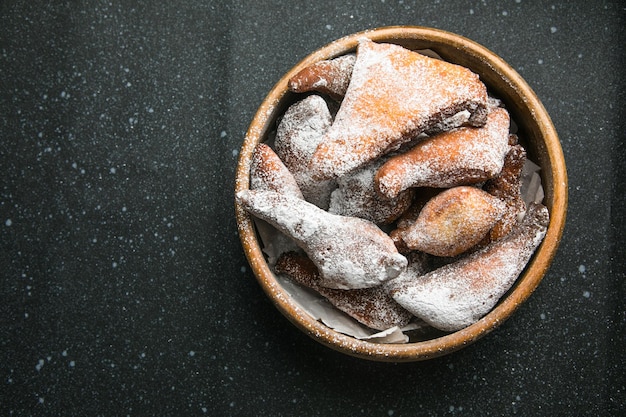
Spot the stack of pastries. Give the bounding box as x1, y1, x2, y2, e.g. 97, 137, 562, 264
236, 39, 549, 336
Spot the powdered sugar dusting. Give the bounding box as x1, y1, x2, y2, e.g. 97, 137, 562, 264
275, 252, 413, 331
274, 95, 336, 209
237, 189, 407, 289
237, 39, 550, 342
329, 157, 413, 224
250, 143, 304, 198
288, 54, 356, 99
376, 107, 511, 199
310, 39, 489, 179
388, 203, 549, 331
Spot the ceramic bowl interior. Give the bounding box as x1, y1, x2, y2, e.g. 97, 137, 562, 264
234, 26, 567, 362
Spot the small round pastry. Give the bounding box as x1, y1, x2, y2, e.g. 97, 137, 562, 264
391, 186, 507, 257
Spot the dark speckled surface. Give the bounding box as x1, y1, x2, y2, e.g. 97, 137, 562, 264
1, 1, 624, 416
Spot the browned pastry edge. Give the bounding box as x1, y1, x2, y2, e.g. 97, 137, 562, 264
250, 143, 303, 198
328, 158, 415, 225
394, 187, 443, 230
288, 54, 356, 101
386, 202, 550, 331
373, 107, 510, 199
275, 251, 413, 331
273, 95, 336, 209
484, 143, 528, 242
484, 143, 526, 199
308, 40, 489, 181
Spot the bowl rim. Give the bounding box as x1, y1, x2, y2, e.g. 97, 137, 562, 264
234, 25, 568, 362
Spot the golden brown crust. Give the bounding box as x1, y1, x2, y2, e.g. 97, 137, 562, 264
309, 40, 489, 180
374, 107, 511, 199
394, 187, 442, 230
484, 143, 527, 241
484, 142, 526, 199
288, 54, 356, 101
391, 186, 507, 257
390, 187, 442, 254
250, 143, 303, 198
387, 203, 550, 331
275, 252, 413, 331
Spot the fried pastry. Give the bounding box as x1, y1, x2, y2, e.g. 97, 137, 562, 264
483, 141, 525, 200
288, 54, 356, 101
387, 203, 550, 331
375, 107, 511, 199
484, 143, 528, 241
236, 189, 407, 289
250, 143, 303, 198
391, 186, 507, 257
388, 188, 442, 254
249, 143, 303, 265
275, 251, 413, 331
274, 95, 336, 209
382, 251, 432, 290
394, 188, 442, 229
328, 158, 414, 225
309, 39, 489, 180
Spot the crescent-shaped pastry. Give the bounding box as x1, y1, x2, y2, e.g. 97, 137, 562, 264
288, 54, 356, 101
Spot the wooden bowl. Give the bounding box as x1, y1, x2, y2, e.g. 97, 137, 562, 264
234, 26, 567, 361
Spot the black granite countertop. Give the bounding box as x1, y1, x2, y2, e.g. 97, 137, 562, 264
1, 1, 624, 416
